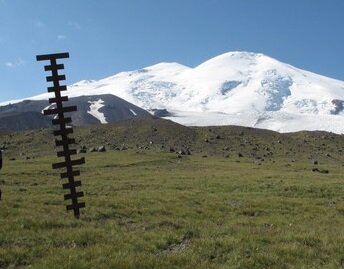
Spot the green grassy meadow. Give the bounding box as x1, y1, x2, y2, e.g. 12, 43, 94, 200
0, 120, 344, 269
1, 148, 344, 268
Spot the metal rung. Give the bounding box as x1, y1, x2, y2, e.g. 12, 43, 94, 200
57, 149, 77, 157
44, 64, 64, 71
44, 106, 77, 115
55, 138, 75, 146
54, 128, 74, 136
52, 117, 72, 125
63, 180, 81, 188
46, 74, 66, 82
49, 96, 69, 104
64, 192, 84, 200
36, 52, 69, 61
52, 157, 85, 169
66, 202, 85, 211
48, 85, 67, 93
61, 171, 81, 180
49, 96, 69, 103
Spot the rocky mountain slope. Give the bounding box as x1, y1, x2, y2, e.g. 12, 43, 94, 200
1, 117, 343, 169
0, 94, 152, 131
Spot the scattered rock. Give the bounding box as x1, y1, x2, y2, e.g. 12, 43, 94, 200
312, 168, 329, 174
120, 145, 128, 151
242, 211, 258, 217
177, 149, 191, 155
97, 146, 106, 152
177, 150, 186, 155
185, 149, 192, 155
78, 147, 87, 154
150, 109, 171, 117
89, 147, 97, 152
328, 201, 336, 207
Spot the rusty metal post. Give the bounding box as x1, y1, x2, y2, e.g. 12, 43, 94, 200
36, 52, 85, 218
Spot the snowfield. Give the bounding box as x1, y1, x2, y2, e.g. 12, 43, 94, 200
2, 51, 344, 133
87, 99, 107, 124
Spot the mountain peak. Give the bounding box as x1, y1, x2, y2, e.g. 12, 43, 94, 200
196, 51, 280, 70
71, 79, 97, 87
145, 62, 189, 71
2, 51, 344, 133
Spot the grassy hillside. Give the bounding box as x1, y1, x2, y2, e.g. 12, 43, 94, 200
0, 119, 344, 268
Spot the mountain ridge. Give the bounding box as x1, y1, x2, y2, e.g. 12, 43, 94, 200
2, 51, 344, 133
0, 94, 152, 131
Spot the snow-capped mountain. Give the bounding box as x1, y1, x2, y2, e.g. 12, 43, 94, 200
2, 51, 344, 133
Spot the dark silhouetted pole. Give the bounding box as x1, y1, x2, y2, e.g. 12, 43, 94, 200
36, 52, 85, 218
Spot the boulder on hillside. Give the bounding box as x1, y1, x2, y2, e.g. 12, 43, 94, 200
97, 146, 106, 152
89, 147, 97, 152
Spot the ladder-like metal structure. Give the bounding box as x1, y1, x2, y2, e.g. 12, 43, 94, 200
36, 52, 85, 218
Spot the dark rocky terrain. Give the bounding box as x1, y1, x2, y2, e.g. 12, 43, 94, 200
1, 117, 343, 169
0, 94, 152, 131
0, 111, 51, 132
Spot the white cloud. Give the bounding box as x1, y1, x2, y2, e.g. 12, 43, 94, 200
5, 58, 25, 68
57, 35, 67, 40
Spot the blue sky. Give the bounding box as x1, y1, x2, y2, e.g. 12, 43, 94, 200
0, 0, 343, 102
